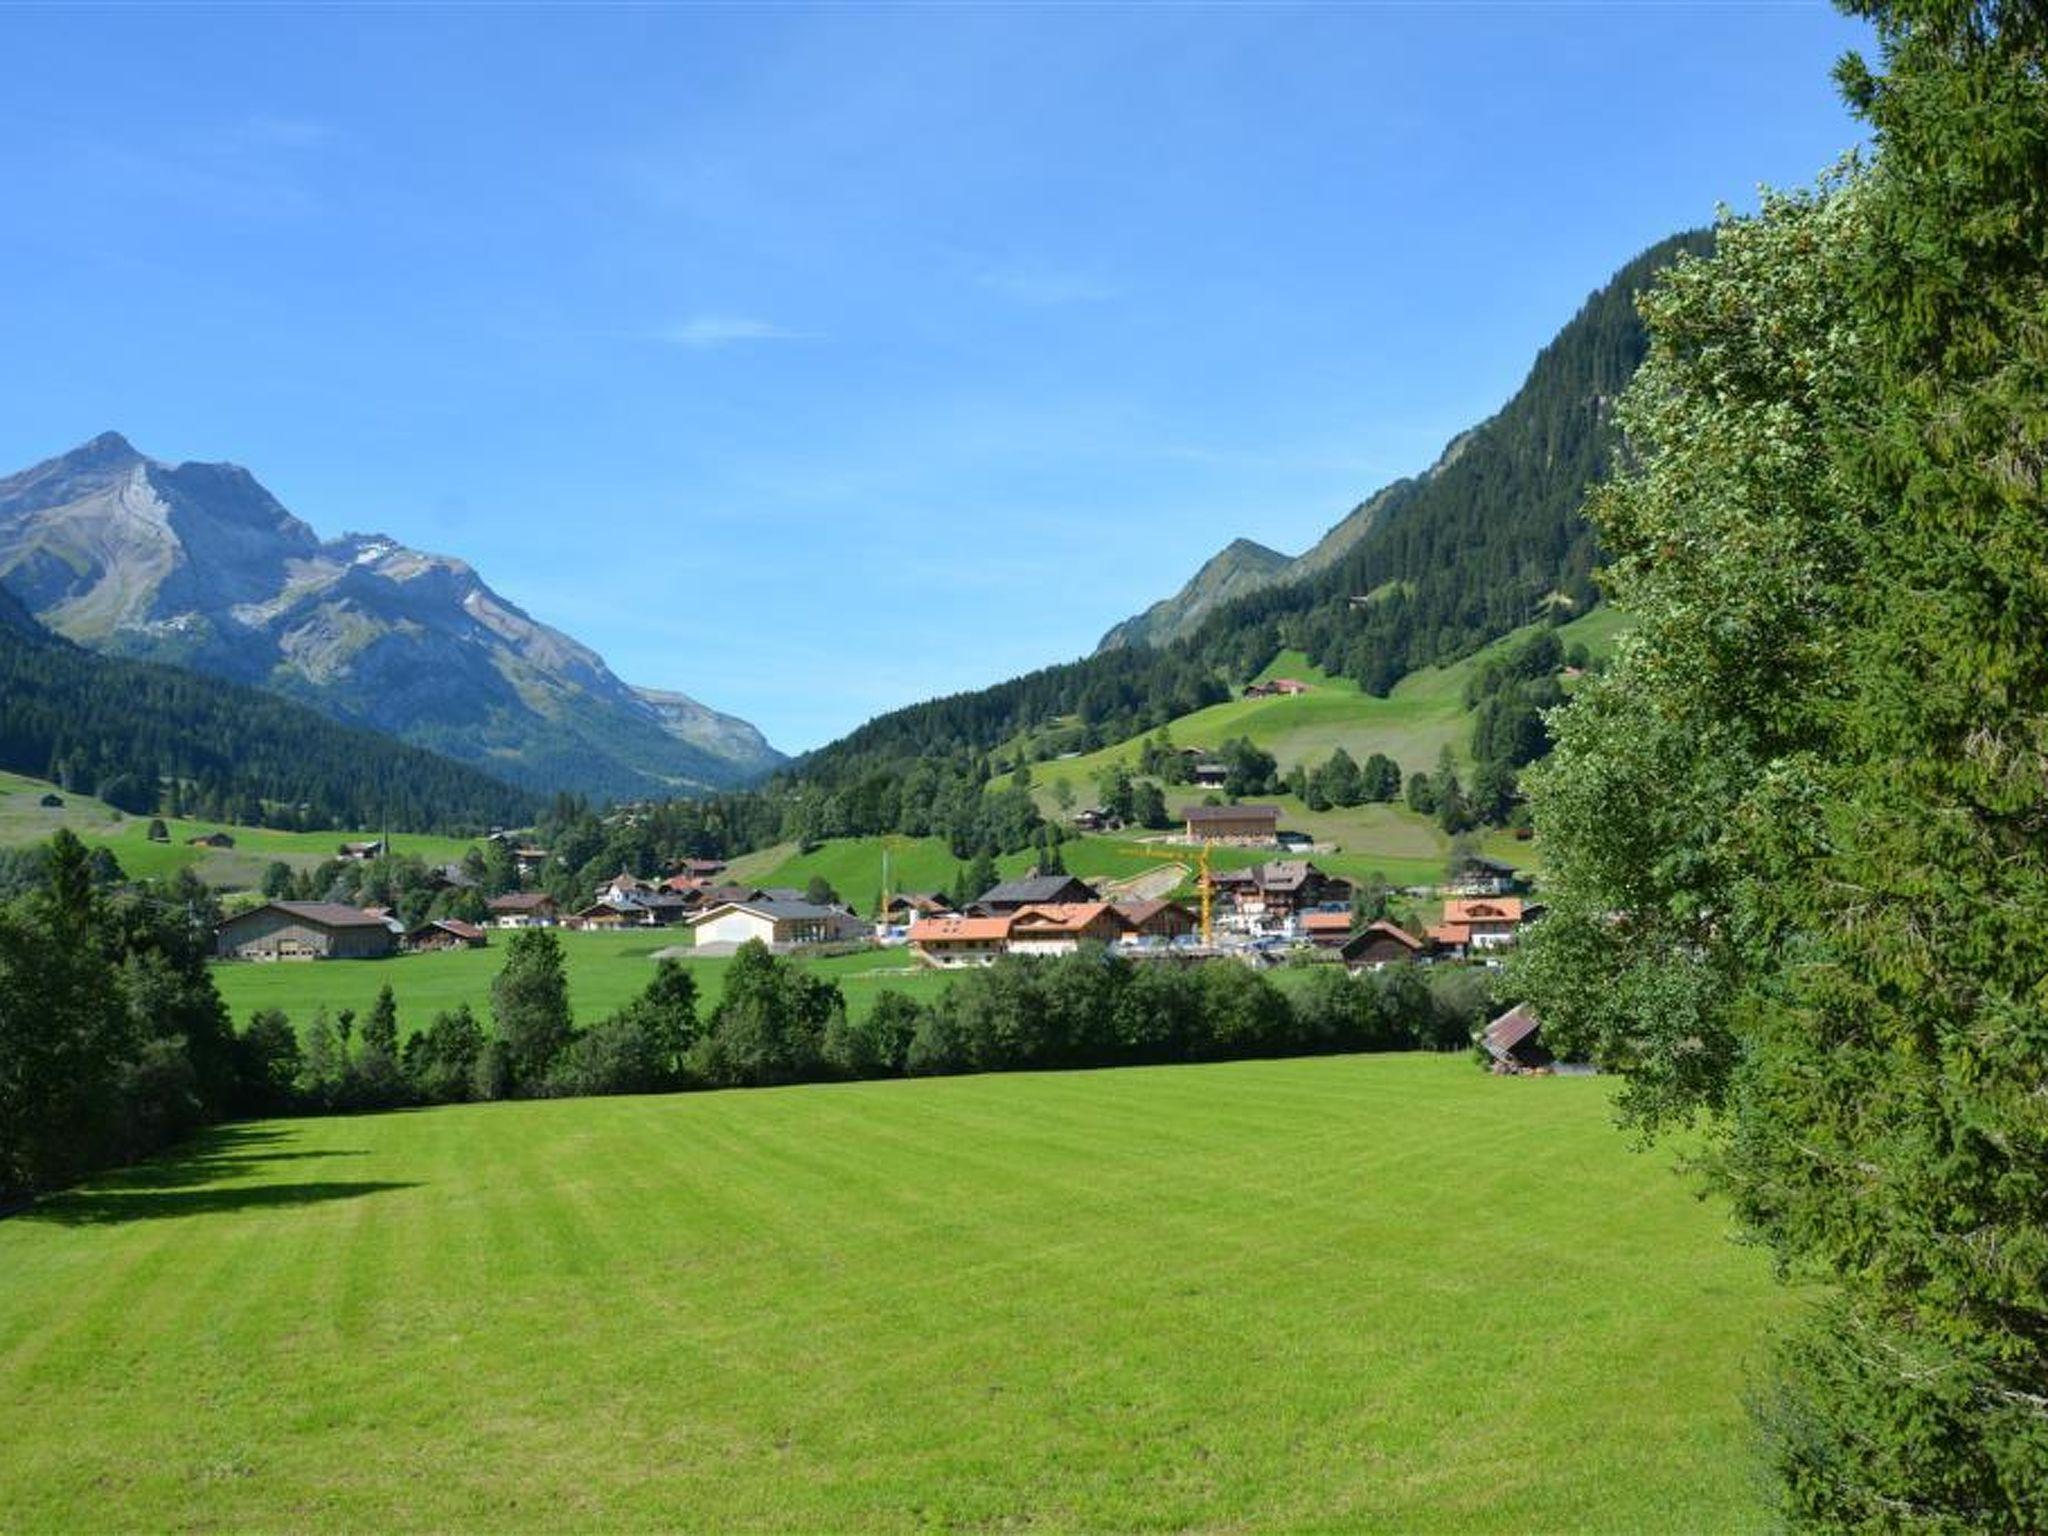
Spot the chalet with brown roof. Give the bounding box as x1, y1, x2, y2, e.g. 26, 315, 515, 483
186, 831, 236, 849
1301, 910, 1355, 948
882, 892, 953, 923
1242, 678, 1309, 698
1342, 920, 1431, 970
1007, 902, 1129, 956
1113, 898, 1198, 942
1181, 803, 1281, 843
487, 891, 559, 928
215, 902, 397, 962
1438, 896, 1529, 952
908, 913, 1012, 968
407, 918, 488, 952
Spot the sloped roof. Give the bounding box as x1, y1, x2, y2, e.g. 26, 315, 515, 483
975, 874, 1100, 907
1009, 901, 1127, 936
1486, 1003, 1542, 1052
412, 918, 486, 940
909, 914, 1013, 943
1443, 897, 1525, 924
1342, 919, 1426, 956
224, 901, 391, 931
1181, 803, 1280, 823
690, 899, 842, 925
1114, 898, 1194, 926
488, 891, 557, 911
1303, 910, 1354, 932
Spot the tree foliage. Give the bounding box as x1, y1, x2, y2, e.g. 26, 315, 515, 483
1519, 5, 2048, 1520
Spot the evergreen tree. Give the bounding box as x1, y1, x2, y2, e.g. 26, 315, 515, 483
1521, 7, 2048, 1515
490, 929, 574, 1089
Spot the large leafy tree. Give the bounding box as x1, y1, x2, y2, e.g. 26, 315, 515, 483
1520, 2, 2048, 1522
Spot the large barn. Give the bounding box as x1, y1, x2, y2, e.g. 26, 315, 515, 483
215, 902, 397, 962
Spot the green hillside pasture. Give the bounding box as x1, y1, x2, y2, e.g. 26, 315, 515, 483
0, 1056, 1794, 1530
0, 771, 476, 889
1024, 607, 1626, 817
210, 933, 947, 1036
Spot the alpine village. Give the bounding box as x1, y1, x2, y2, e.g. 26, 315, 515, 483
1, 5, 2043, 1532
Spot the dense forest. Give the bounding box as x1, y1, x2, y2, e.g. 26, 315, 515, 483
0, 591, 534, 834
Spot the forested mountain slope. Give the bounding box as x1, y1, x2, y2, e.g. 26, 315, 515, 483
0, 599, 533, 832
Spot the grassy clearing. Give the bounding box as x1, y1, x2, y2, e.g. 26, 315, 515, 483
1021, 607, 1628, 816
0, 771, 477, 889
210, 934, 949, 1036
0, 1055, 1791, 1531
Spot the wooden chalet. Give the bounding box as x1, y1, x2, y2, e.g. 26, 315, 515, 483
487, 891, 560, 929
1301, 910, 1355, 948
1181, 803, 1281, 843
907, 913, 1012, 968
408, 918, 488, 952
1007, 902, 1130, 956
1437, 897, 1530, 953
186, 830, 236, 849
1113, 898, 1199, 943
1342, 920, 1431, 970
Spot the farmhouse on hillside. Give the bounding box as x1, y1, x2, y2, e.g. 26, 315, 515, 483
337, 839, 388, 861
1447, 854, 1522, 897
1181, 803, 1282, 844
688, 898, 843, 949
186, 831, 236, 849
215, 901, 397, 962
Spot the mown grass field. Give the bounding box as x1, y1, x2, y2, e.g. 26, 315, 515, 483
0, 1055, 1790, 1531
211, 934, 950, 1035
0, 771, 477, 888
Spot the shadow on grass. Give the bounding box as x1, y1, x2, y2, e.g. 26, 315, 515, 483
22, 1180, 419, 1226
16, 1121, 416, 1226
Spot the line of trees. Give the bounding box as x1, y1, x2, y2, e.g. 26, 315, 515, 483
242, 939, 1500, 1115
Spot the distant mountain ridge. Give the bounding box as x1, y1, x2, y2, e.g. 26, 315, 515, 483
1097, 538, 1292, 651
0, 434, 784, 801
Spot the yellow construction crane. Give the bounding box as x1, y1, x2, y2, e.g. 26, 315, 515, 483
1127, 842, 1215, 947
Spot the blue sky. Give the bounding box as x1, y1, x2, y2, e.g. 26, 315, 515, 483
0, 3, 1869, 753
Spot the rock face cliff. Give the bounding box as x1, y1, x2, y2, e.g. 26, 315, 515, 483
0, 433, 783, 800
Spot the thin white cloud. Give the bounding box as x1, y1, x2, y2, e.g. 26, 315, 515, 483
974, 260, 1117, 307
659, 314, 813, 349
